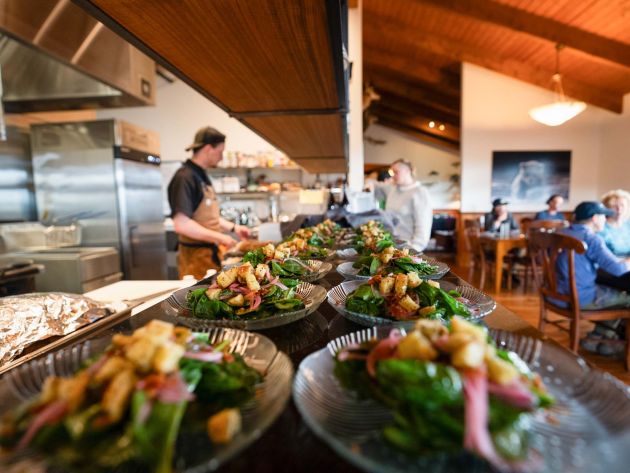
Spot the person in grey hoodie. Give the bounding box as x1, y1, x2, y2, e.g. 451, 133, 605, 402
376, 159, 433, 251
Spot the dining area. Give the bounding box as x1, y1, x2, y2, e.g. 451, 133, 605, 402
461, 192, 630, 381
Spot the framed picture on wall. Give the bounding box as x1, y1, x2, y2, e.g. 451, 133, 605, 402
491, 150, 571, 205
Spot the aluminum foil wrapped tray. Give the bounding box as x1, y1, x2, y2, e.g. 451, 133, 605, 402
0, 293, 123, 367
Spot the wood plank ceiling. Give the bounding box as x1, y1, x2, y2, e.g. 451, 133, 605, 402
75, 0, 348, 173
364, 0, 630, 150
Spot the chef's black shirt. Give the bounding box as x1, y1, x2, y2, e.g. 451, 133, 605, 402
167, 159, 211, 218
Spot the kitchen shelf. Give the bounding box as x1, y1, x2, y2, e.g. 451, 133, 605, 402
208, 166, 301, 172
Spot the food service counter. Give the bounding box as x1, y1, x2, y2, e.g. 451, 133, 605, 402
4, 258, 623, 472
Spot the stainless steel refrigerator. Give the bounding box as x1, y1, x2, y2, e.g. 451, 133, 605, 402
30, 119, 167, 280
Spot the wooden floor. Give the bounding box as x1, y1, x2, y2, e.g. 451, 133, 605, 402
450, 261, 630, 385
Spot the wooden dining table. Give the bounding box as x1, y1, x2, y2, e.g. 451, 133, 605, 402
479, 232, 528, 293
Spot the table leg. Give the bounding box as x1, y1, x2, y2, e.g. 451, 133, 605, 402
495, 242, 505, 294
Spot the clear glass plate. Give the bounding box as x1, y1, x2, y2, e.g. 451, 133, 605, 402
336, 257, 449, 281
163, 282, 327, 331
293, 326, 630, 473
0, 328, 293, 473
327, 280, 495, 329
223, 260, 332, 283
336, 248, 359, 260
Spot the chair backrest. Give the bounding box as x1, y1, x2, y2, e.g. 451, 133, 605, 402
463, 226, 480, 253
528, 219, 568, 233
519, 217, 534, 234
528, 231, 586, 311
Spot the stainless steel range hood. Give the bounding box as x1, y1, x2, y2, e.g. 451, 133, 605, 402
0, 0, 155, 112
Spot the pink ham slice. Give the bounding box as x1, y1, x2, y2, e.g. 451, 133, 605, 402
366, 330, 403, 378
17, 400, 68, 449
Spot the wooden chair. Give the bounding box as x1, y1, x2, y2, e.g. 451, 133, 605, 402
464, 226, 512, 291
527, 219, 568, 232
529, 231, 630, 369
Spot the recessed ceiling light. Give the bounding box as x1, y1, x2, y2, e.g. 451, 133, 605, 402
428, 121, 435, 128
438, 124, 445, 131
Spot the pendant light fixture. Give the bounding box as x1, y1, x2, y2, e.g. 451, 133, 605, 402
529, 44, 586, 126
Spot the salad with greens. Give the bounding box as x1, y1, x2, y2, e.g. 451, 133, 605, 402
286, 219, 343, 247
353, 220, 395, 256
334, 318, 553, 470
353, 246, 438, 277
345, 274, 470, 322
186, 262, 305, 320
0, 320, 262, 473
242, 243, 321, 279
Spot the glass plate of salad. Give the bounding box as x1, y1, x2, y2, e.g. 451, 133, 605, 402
163, 265, 327, 331
237, 245, 333, 282
327, 279, 495, 329
336, 256, 449, 281
0, 321, 293, 473
293, 323, 630, 473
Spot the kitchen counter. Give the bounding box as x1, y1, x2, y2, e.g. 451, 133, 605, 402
84, 279, 197, 315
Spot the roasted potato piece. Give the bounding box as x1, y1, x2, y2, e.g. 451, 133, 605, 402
407, 272, 422, 288
217, 268, 238, 288
208, 408, 242, 444
451, 341, 485, 370
206, 288, 222, 300
294, 238, 307, 250
40, 377, 61, 405
255, 264, 267, 281
442, 332, 475, 353
383, 246, 395, 255
414, 319, 448, 340
394, 274, 408, 298
380, 253, 393, 264
173, 326, 192, 346
379, 276, 395, 295
111, 333, 133, 348
245, 273, 260, 291
153, 341, 185, 374
418, 305, 436, 317
486, 356, 519, 385
396, 331, 438, 360
236, 263, 253, 282
227, 294, 245, 307
125, 337, 158, 372
133, 320, 174, 344
262, 243, 275, 258
101, 369, 137, 423
399, 295, 420, 312
94, 356, 132, 385
58, 371, 90, 412
401, 248, 409, 256
450, 316, 487, 343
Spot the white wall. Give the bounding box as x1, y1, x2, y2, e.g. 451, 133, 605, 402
96, 79, 276, 161
461, 63, 625, 213
599, 94, 630, 196
363, 123, 460, 208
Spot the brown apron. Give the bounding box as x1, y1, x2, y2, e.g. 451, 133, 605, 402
178, 185, 223, 280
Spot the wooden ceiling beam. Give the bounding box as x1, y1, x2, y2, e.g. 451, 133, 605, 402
366, 16, 624, 113
363, 45, 461, 91
366, 70, 460, 114
373, 104, 460, 142
416, 0, 630, 69
375, 115, 460, 151
374, 91, 460, 126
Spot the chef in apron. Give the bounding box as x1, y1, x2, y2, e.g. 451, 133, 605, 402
167, 126, 250, 279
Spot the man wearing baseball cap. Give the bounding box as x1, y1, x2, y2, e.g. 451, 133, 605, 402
168, 126, 250, 279
484, 198, 518, 232
556, 201, 630, 355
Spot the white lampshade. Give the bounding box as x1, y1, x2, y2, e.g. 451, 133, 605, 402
529, 101, 587, 126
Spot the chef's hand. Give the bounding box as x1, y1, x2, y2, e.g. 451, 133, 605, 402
218, 234, 237, 248
234, 224, 251, 240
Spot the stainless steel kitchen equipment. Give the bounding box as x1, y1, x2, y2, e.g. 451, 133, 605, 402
9, 247, 121, 293
0, 0, 156, 112
0, 126, 36, 223
30, 119, 167, 280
